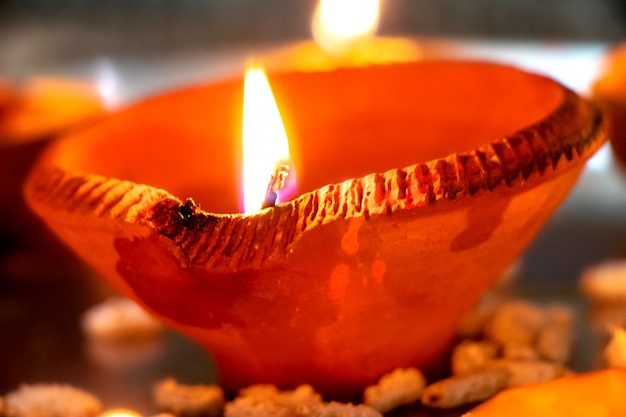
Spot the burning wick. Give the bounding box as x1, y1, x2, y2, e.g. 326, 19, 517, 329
262, 164, 290, 209
242, 65, 292, 214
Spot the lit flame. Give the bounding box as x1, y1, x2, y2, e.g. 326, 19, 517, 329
99, 409, 142, 417
312, 0, 380, 56
242, 65, 291, 213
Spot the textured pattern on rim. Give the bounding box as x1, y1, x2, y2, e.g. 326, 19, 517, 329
25, 88, 605, 270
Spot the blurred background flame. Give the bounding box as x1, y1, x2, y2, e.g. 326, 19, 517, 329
0, 0, 625, 87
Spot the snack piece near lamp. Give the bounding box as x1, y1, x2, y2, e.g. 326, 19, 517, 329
363, 367, 426, 413
604, 327, 626, 369
81, 297, 163, 344
153, 378, 225, 417
224, 384, 383, 417
580, 260, 626, 302
224, 384, 323, 417
24, 61, 606, 398
3, 384, 102, 417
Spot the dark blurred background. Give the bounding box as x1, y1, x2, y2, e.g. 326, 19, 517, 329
1, 0, 626, 75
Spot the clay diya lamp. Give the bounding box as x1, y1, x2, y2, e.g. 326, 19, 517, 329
593, 43, 626, 168
0, 77, 105, 241
263, 0, 421, 72
24, 61, 605, 398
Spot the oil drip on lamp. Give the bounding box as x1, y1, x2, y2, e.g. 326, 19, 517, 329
25, 60, 606, 398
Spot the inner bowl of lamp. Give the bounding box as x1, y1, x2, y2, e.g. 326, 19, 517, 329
25, 61, 605, 398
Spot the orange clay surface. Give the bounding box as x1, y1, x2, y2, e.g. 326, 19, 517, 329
465, 370, 626, 417
25, 61, 605, 398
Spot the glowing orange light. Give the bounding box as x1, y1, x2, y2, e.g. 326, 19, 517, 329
242, 65, 291, 213
99, 409, 142, 417
312, 0, 380, 56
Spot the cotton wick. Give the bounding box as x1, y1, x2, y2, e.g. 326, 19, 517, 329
261, 164, 290, 209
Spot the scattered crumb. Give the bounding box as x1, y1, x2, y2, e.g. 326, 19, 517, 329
580, 261, 626, 303
4, 383, 101, 417
225, 385, 381, 417
422, 369, 508, 409
485, 359, 570, 387
153, 378, 224, 417
297, 402, 382, 417
82, 297, 163, 344
536, 305, 575, 364
363, 368, 426, 413
224, 384, 322, 417
604, 327, 626, 369
451, 341, 498, 376
484, 301, 545, 347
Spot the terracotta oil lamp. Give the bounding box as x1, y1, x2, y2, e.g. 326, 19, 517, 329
24, 61, 605, 398
263, 0, 421, 72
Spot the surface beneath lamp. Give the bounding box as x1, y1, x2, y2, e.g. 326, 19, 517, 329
1, 39, 626, 416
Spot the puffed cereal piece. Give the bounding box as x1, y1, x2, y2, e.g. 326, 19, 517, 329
484, 301, 545, 347
297, 402, 382, 417
362, 368, 426, 413
484, 359, 570, 387
153, 378, 224, 417
82, 297, 163, 343
580, 261, 626, 302
421, 369, 508, 409
604, 327, 626, 369
451, 341, 498, 376
4, 383, 101, 417
536, 304, 575, 364
225, 384, 322, 417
